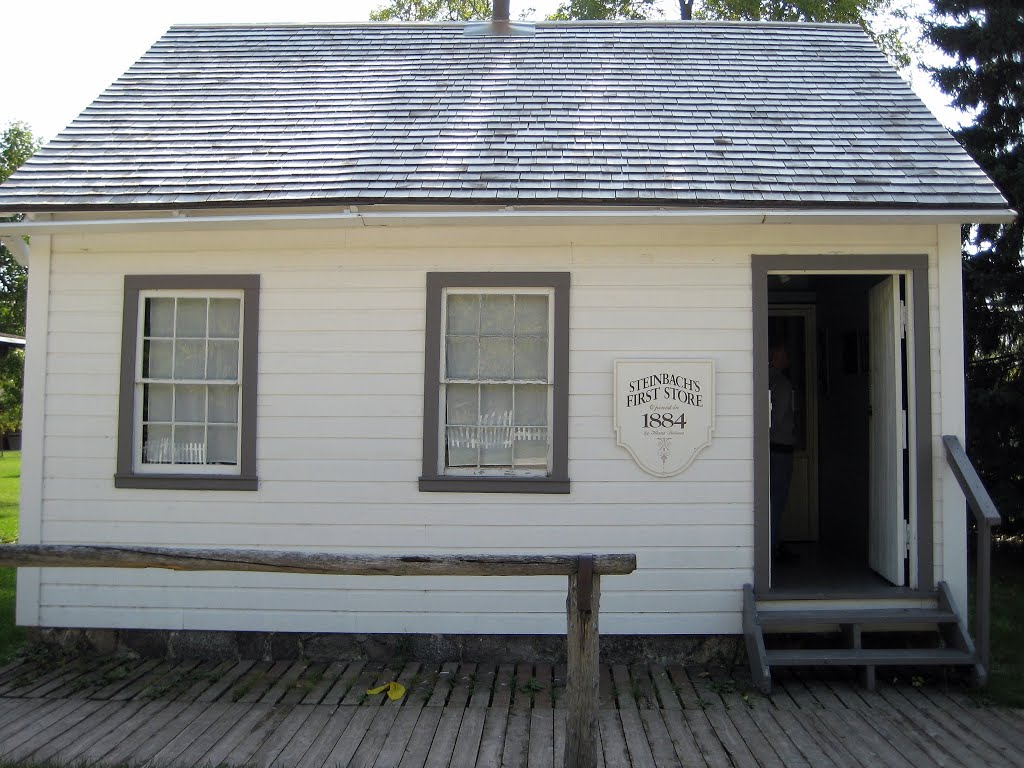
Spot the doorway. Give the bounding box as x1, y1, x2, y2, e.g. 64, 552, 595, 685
752, 256, 934, 595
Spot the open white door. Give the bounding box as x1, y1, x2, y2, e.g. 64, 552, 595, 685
868, 276, 907, 585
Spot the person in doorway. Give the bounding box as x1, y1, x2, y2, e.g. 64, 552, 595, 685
769, 341, 798, 563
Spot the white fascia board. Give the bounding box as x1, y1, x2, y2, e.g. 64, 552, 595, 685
0, 205, 1016, 236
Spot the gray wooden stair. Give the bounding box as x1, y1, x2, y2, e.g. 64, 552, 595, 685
743, 581, 980, 694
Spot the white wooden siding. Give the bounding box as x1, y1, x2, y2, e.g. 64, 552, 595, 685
24, 220, 957, 635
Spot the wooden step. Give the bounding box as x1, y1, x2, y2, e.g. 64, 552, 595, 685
764, 648, 976, 667
756, 607, 958, 628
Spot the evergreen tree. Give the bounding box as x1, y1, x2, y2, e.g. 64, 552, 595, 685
929, 1, 1024, 530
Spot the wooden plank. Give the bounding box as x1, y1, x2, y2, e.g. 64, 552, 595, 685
197, 703, 279, 766
47, 658, 137, 699
1, 702, 105, 762
659, 709, 710, 768
226, 704, 300, 766
231, 660, 275, 704
553, 663, 567, 710
117, 658, 203, 701
406, 662, 439, 707
447, 663, 475, 709
762, 707, 838, 768
784, 707, 866, 768
396, 706, 444, 768
470, 662, 496, 708
422, 707, 463, 768
0, 698, 97, 758
34, 700, 147, 763
598, 710, 631, 768
914, 685, 1024, 764
599, 664, 614, 707
491, 664, 515, 709
639, 709, 686, 768
300, 660, 347, 706
23, 659, 97, 698
666, 665, 703, 710
90, 659, 163, 700
322, 659, 367, 707
533, 663, 553, 708
249, 704, 317, 768
554, 707, 567, 766
3, 659, 90, 698
475, 707, 509, 768
74, 698, 177, 761
649, 665, 682, 710
280, 662, 326, 706
717, 694, 787, 768
173, 659, 230, 702
702, 703, 760, 768
137, 701, 237, 765
451, 706, 488, 767
342, 662, 385, 706
618, 705, 657, 768
261, 660, 309, 705
270, 704, 335, 768
0, 545, 638, 576
384, 662, 420, 708
197, 659, 256, 702
346, 705, 402, 768
372, 702, 429, 768
424, 662, 457, 708
501, 708, 532, 768
98, 700, 195, 765
882, 683, 1011, 768
824, 679, 944, 768
528, 708, 555, 768
815, 706, 914, 768
630, 664, 659, 709
0, 697, 69, 741
317, 707, 380, 768
513, 663, 533, 710
612, 665, 635, 711
294, 706, 359, 768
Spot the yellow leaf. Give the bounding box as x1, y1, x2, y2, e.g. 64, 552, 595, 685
366, 681, 406, 700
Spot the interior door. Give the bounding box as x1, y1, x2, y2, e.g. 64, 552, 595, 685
868, 276, 906, 585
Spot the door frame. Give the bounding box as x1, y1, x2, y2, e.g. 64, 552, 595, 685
752, 254, 933, 594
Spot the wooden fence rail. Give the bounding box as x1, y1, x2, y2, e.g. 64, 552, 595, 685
0, 545, 637, 768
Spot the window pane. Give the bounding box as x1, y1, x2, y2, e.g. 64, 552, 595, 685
174, 425, 206, 463
209, 298, 241, 338
514, 384, 547, 426
479, 337, 514, 379
446, 336, 478, 379
446, 426, 478, 467
480, 425, 513, 465
145, 297, 175, 338
480, 384, 513, 426
174, 339, 206, 379
446, 294, 479, 335
175, 385, 206, 423
176, 298, 208, 337
143, 340, 173, 379
515, 295, 548, 336
514, 337, 547, 380
514, 427, 548, 466
142, 424, 172, 464
207, 340, 239, 380
446, 384, 478, 425
208, 386, 239, 424
144, 383, 173, 422
208, 425, 238, 464
480, 295, 515, 336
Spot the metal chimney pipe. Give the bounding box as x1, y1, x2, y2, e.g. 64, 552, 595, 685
493, 0, 510, 21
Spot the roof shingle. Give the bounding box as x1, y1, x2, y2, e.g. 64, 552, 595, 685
0, 21, 1008, 211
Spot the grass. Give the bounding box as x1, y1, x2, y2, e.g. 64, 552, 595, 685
0, 451, 23, 662
981, 548, 1024, 707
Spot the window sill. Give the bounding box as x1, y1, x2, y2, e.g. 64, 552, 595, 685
114, 474, 258, 491
418, 476, 570, 494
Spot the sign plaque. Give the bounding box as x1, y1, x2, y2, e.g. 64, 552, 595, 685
613, 359, 715, 477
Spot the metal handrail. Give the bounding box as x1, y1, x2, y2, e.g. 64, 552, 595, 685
943, 435, 1002, 682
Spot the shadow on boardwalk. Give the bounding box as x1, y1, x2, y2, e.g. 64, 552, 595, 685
0, 657, 1020, 767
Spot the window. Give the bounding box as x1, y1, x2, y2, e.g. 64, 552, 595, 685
115, 275, 259, 490
420, 272, 569, 493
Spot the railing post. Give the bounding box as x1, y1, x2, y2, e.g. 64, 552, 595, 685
976, 519, 993, 683
565, 554, 599, 768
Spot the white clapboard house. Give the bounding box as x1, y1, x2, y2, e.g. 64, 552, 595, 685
0, 17, 1013, 686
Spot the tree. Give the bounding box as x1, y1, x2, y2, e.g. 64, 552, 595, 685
0, 121, 39, 439
929, 1, 1024, 531
547, 0, 660, 20
370, 0, 492, 20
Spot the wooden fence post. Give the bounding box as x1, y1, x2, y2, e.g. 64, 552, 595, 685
565, 555, 600, 768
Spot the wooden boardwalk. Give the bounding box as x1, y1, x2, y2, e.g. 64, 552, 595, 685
0, 656, 1020, 767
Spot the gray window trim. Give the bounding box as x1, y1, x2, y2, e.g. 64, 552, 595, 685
420, 272, 570, 494
752, 254, 933, 594
115, 274, 260, 491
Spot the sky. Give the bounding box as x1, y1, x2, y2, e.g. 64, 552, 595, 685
5, 0, 961, 143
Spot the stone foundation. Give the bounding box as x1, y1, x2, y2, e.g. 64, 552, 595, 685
27, 628, 742, 666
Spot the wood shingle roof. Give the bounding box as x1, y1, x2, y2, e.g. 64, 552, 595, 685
0, 22, 1008, 212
